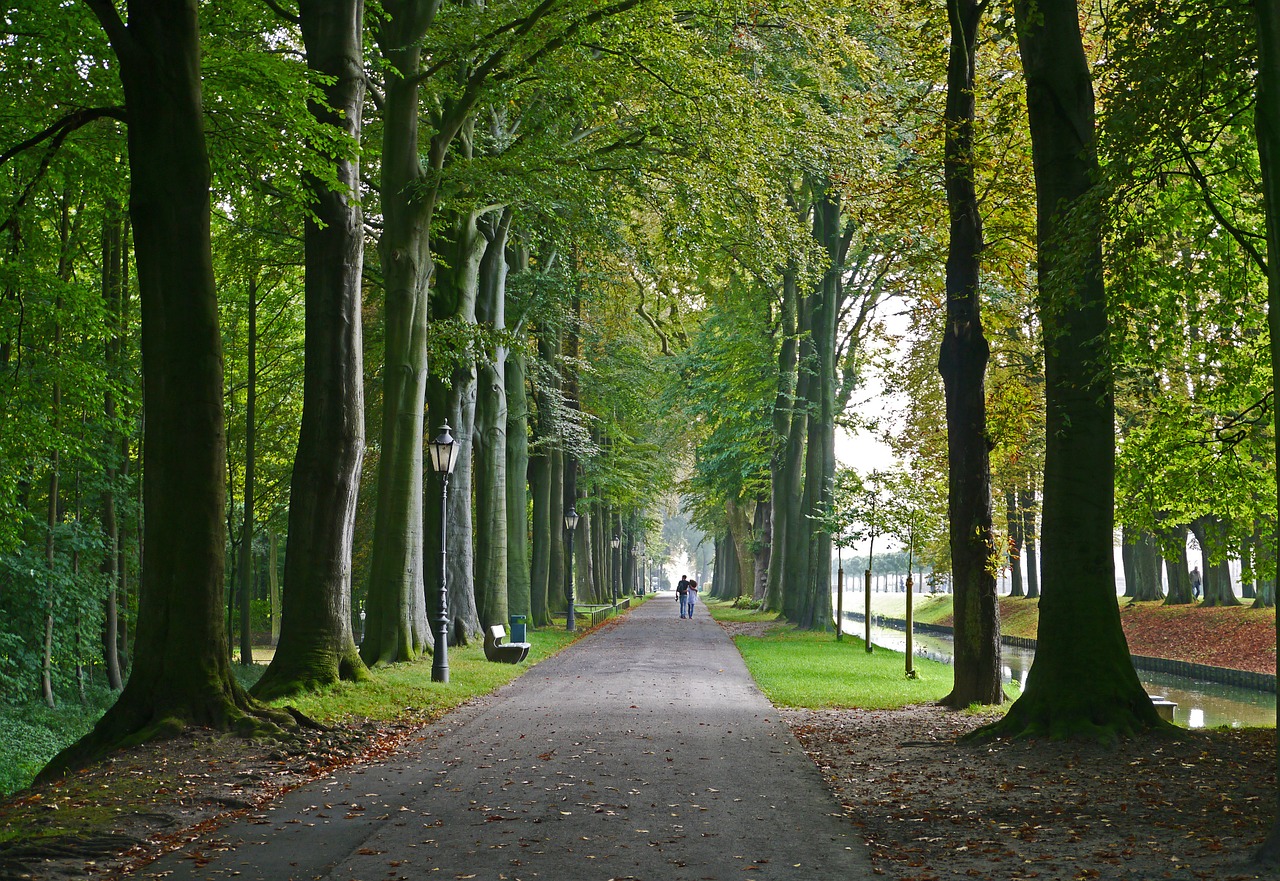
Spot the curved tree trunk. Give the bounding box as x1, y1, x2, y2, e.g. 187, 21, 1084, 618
938, 0, 1001, 708
987, 0, 1160, 737
254, 0, 369, 698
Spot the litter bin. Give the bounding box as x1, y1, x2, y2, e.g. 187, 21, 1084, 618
509, 615, 527, 643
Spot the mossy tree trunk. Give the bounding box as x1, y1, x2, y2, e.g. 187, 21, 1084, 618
254, 0, 370, 699
45, 0, 289, 778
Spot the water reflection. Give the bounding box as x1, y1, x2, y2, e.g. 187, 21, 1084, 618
850, 617, 1276, 729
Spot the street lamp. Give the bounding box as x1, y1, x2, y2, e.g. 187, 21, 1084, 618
610, 535, 621, 606
564, 508, 580, 631
637, 543, 646, 595
428, 421, 460, 683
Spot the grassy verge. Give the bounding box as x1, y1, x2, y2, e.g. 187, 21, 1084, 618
706, 599, 976, 709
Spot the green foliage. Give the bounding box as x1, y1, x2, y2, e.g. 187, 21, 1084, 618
0, 685, 117, 796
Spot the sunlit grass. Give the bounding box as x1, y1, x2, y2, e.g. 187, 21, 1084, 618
707, 598, 1003, 709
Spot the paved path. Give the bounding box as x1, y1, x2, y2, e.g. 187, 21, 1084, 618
144, 596, 872, 880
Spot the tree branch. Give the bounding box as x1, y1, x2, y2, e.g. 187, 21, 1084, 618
261, 0, 301, 25
1174, 133, 1267, 276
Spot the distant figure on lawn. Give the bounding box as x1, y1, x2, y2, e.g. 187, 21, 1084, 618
686, 581, 697, 618
677, 575, 691, 618
1191, 566, 1202, 600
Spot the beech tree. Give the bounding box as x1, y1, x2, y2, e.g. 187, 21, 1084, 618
253, 0, 370, 699
985, 0, 1161, 738
45, 0, 291, 775
938, 0, 1001, 707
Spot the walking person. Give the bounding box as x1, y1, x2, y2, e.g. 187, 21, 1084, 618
1191, 566, 1202, 600
677, 575, 690, 618
686, 580, 697, 618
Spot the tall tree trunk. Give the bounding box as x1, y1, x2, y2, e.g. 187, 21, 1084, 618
990, 0, 1159, 737
1133, 532, 1163, 601
504, 240, 532, 623
473, 209, 512, 629
798, 189, 839, 631
45, 0, 286, 778
1252, 0, 1280, 858
1021, 480, 1040, 599
769, 282, 810, 617
101, 196, 124, 692
427, 208, 488, 646
361, 1, 440, 666
752, 500, 770, 601
1121, 524, 1139, 599
1189, 516, 1239, 607
239, 275, 257, 666
939, 0, 1001, 708
1006, 488, 1024, 597
765, 271, 798, 608
1161, 524, 1195, 605
725, 498, 754, 602
254, 0, 369, 697
529, 450, 552, 627
268, 529, 280, 646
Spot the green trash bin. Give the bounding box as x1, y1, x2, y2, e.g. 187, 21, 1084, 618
509, 615, 527, 643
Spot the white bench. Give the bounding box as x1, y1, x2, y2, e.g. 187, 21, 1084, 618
483, 624, 530, 664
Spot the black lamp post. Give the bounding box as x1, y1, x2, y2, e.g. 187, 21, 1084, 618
610, 535, 620, 606
637, 543, 646, 595
428, 421, 459, 683
564, 508, 579, 631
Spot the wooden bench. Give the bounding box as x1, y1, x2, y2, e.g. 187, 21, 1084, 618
483, 624, 530, 664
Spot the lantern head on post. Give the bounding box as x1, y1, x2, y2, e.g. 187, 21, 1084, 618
428, 422, 460, 476
564, 508, 580, 532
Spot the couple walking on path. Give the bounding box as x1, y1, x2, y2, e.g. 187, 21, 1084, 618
676, 574, 698, 618
136, 598, 870, 880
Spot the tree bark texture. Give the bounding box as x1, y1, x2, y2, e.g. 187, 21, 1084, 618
361, 1, 439, 666
504, 243, 532, 622
255, 0, 369, 698
798, 189, 839, 631
45, 0, 285, 777
992, 0, 1160, 737
939, 0, 1002, 708
765, 271, 799, 609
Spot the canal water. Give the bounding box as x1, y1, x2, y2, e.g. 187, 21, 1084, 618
844, 615, 1276, 729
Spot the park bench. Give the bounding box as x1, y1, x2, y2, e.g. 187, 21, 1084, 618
483, 624, 530, 664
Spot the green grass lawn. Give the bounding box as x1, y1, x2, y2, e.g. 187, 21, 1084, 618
706, 599, 968, 709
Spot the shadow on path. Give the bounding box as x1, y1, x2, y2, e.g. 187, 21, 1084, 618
142, 597, 872, 880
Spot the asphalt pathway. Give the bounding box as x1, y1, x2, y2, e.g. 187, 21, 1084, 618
143, 594, 873, 880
